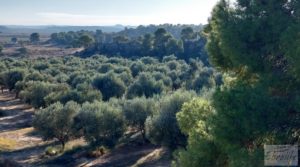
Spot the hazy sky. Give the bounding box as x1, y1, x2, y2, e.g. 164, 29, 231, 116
0, 0, 220, 26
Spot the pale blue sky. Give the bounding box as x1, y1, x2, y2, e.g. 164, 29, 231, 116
0, 0, 220, 26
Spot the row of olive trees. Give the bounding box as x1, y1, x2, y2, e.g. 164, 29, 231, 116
33, 101, 124, 150
32, 89, 197, 151
0, 55, 219, 106
0, 55, 221, 153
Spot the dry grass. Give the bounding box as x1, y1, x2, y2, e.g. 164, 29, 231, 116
0, 137, 17, 151
0, 128, 43, 150
130, 148, 169, 167
64, 138, 87, 152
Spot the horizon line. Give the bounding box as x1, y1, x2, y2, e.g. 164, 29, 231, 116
1, 23, 204, 27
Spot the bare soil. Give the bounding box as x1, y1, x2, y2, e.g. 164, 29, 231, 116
2, 44, 83, 58
0, 90, 50, 166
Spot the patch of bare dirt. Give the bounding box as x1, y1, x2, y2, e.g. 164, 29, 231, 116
0, 90, 49, 166
2, 44, 84, 58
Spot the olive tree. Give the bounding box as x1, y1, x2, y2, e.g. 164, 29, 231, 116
74, 101, 125, 148
126, 73, 165, 99
20, 81, 68, 108
123, 97, 157, 141
33, 101, 80, 150
92, 73, 126, 101
145, 90, 196, 148
1, 69, 25, 91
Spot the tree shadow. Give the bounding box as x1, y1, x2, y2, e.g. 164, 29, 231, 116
0, 111, 33, 133
0, 142, 54, 165
92, 144, 158, 167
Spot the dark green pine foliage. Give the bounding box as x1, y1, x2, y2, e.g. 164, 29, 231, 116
175, 0, 300, 166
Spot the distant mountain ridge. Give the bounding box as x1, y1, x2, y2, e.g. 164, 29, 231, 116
0, 25, 135, 34
0, 24, 203, 37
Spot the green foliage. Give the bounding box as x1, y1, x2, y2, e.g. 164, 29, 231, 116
17, 47, 28, 56
123, 97, 157, 140
130, 61, 145, 77
58, 84, 102, 104
30, 33, 40, 43
75, 101, 125, 148
205, 0, 300, 76
186, 68, 216, 92
33, 101, 80, 149
1, 69, 25, 91
20, 81, 68, 108
97, 63, 115, 73
181, 27, 196, 41
11, 37, 18, 43
78, 25, 207, 62
209, 82, 288, 166
92, 73, 126, 101
174, 0, 300, 166
145, 90, 196, 148
68, 74, 90, 88
79, 34, 95, 48
126, 73, 165, 99
33, 62, 50, 71
177, 98, 213, 135
24, 71, 45, 82
173, 98, 224, 167
0, 55, 219, 158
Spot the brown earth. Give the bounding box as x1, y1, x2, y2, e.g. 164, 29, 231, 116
2, 44, 83, 58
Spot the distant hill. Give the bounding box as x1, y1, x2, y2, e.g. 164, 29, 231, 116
0, 25, 134, 35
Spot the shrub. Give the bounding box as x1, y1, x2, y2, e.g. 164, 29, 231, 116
74, 101, 125, 148
92, 73, 126, 101
17, 47, 28, 56
33, 101, 80, 150
173, 99, 222, 167
45, 146, 61, 156
30, 32, 40, 43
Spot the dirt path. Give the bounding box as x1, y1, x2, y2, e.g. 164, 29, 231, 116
0, 91, 50, 166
